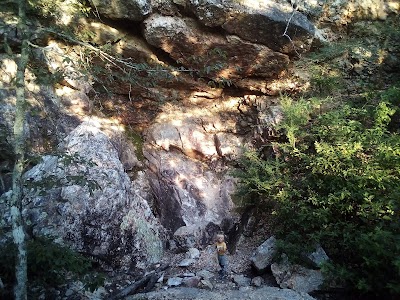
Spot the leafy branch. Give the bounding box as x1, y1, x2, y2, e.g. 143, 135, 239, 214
24, 152, 101, 197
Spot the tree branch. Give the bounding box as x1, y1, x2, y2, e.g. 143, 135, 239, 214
282, 4, 301, 57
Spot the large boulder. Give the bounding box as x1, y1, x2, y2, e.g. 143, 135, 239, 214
188, 0, 233, 27
298, 0, 400, 24
143, 14, 290, 84
271, 246, 330, 294
20, 122, 163, 270
271, 255, 324, 294
172, 222, 222, 251
145, 148, 236, 233
143, 100, 245, 240
81, 21, 157, 61
75, 20, 206, 96
188, 0, 316, 55
146, 114, 244, 161
250, 236, 277, 273
89, 0, 152, 21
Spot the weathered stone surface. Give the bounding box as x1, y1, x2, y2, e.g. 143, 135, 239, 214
146, 109, 244, 160
187, 247, 201, 259
188, 0, 232, 27
182, 276, 201, 288
76, 21, 206, 96
200, 279, 213, 290
89, 0, 152, 21
173, 224, 221, 251
307, 245, 329, 268
188, 0, 316, 55
251, 276, 264, 287
21, 122, 163, 270
167, 277, 183, 287
167, 239, 178, 251
173, 225, 198, 250
0, 52, 89, 195
271, 256, 324, 294
0, 54, 84, 145
81, 21, 156, 61
126, 286, 316, 299
151, 0, 185, 15
250, 236, 277, 273
111, 133, 143, 171
196, 269, 214, 280
300, 0, 400, 24
178, 258, 196, 267
143, 99, 245, 240
222, 4, 314, 55
233, 275, 251, 287
143, 15, 289, 83
242, 215, 257, 237
145, 147, 237, 237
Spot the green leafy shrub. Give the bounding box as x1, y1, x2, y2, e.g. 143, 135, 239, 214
0, 237, 104, 295
234, 88, 400, 297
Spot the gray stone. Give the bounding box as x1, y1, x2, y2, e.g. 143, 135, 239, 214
182, 276, 201, 288
200, 279, 213, 290
307, 246, 329, 268
242, 215, 257, 237
21, 122, 163, 270
196, 269, 214, 280
233, 274, 251, 287
166, 210, 231, 251
188, 0, 316, 55
143, 15, 289, 84
89, 0, 152, 21
188, 0, 230, 27
187, 247, 200, 259
178, 258, 196, 267
183, 273, 196, 277
167, 277, 183, 287
271, 256, 324, 294
157, 273, 164, 283
78, 21, 155, 62
126, 286, 316, 299
167, 239, 178, 251
0, 53, 85, 182
144, 102, 243, 247
298, 0, 397, 23
173, 225, 199, 251
251, 276, 264, 287
238, 286, 252, 292
250, 236, 277, 273
65, 288, 74, 297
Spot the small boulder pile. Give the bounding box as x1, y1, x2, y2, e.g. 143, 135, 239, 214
250, 236, 329, 294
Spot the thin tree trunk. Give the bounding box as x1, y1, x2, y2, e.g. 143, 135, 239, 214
10, 0, 29, 299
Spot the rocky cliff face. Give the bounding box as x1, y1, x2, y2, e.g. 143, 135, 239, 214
2, 122, 163, 270
1, 0, 399, 273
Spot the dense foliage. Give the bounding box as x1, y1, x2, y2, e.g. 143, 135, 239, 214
234, 85, 400, 296
234, 15, 400, 297
0, 237, 104, 298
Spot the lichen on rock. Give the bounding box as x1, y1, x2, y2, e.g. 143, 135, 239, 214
21, 121, 163, 270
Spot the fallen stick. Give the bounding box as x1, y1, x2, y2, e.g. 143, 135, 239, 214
108, 264, 169, 300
